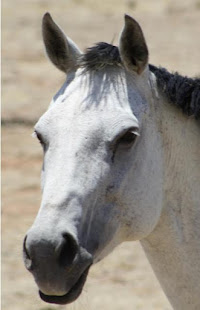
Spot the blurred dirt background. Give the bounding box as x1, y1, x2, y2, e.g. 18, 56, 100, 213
2, 0, 200, 309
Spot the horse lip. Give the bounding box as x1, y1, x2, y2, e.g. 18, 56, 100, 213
39, 265, 91, 305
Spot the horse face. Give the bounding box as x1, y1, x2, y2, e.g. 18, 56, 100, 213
23, 14, 163, 305
23, 67, 162, 304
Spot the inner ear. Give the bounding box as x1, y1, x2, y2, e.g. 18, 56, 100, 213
42, 13, 81, 73
119, 15, 149, 74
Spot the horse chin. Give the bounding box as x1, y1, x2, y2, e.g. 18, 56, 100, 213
39, 265, 91, 305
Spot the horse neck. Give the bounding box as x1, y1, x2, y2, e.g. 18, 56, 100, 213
141, 83, 200, 310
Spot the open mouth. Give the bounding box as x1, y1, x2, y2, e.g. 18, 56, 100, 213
39, 266, 91, 304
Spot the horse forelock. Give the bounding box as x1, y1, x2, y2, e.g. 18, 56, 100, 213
78, 42, 122, 71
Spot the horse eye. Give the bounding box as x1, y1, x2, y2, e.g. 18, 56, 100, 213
34, 130, 44, 146
118, 130, 139, 147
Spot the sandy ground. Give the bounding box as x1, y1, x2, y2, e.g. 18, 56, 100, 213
2, 0, 200, 309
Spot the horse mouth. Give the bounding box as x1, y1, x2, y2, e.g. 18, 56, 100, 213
39, 266, 91, 305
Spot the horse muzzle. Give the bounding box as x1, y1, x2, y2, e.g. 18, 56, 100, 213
23, 229, 93, 304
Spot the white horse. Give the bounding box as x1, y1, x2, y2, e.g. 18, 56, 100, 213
23, 13, 200, 310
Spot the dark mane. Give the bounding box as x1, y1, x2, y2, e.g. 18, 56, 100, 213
79, 42, 200, 119
149, 65, 200, 119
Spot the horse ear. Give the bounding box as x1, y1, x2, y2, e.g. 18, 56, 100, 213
42, 13, 81, 73
119, 15, 148, 74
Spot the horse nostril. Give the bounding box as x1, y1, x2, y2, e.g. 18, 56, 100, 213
23, 235, 33, 270
58, 233, 78, 267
